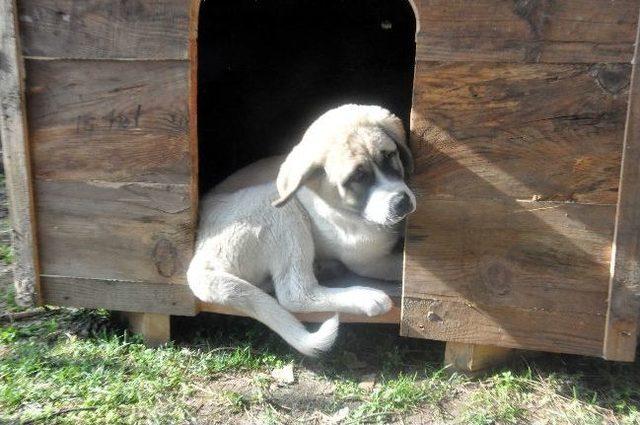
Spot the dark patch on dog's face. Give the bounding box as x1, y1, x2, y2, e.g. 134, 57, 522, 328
338, 148, 405, 215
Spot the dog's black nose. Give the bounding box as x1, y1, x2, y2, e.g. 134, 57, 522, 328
391, 192, 413, 216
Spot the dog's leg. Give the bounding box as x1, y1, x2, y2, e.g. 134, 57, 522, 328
273, 263, 393, 317
188, 261, 338, 356
343, 253, 403, 281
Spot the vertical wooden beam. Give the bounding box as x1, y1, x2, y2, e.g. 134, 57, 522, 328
188, 0, 200, 236
0, 0, 41, 307
445, 342, 514, 374
122, 312, 171, 347
603, 11, 640, 362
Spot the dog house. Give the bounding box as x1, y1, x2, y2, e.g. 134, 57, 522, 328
2, 0, 640, 370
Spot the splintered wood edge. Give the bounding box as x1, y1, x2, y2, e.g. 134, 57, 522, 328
0, 0, 41, 307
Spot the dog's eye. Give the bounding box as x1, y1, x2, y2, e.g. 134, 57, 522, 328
383, 150, 396, 160
346, 167, 368, 185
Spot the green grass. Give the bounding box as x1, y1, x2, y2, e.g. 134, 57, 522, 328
1, 303, 639, 424
458, 370, 531, 424
0, 310, 292, 424
0, 243, 12, 266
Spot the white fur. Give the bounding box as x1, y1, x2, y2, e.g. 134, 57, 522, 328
188, 105, 414, 356
362, 167, 416, 226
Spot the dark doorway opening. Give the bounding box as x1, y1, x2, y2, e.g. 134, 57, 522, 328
197, 0, 417, 194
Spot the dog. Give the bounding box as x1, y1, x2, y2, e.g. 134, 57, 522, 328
188, 104, 416, 355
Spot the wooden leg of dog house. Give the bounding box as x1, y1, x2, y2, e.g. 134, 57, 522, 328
444, 342, 515, 374
121, 312, 171, 347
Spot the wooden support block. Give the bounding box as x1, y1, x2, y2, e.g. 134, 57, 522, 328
121, 312, 171, 347
444, 342, 515, 374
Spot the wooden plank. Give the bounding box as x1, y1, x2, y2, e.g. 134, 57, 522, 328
36, 180, 192, 284
413, 0, 640, 63
444, 342, 515, 374
403, 199, 614, 315
402, 297, 603, 356
26, 59, 190, 184
121, 312, 171, 347
401, 198, 614, 357
0, 0, 41, 307
41, 275, 196, 316
603, 14, 640, 362
410, 62, 630, 205
17, 0, 189, 60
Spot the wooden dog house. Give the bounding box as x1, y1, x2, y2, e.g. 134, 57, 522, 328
1, 0, 640, 369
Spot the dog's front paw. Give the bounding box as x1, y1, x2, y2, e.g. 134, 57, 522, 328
351, 287, 393, 317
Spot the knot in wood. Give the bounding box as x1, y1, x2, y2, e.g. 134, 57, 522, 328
479, 258, 513, 297
153, 238, 177, 278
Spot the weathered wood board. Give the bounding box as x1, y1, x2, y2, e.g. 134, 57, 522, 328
26, 60, 191, 184
0, 0, 41, 306
402, 297, 604, 356
401, 198, 613, 356
410, 62, 630, 205
36, 180, 192, 284
414, 0, 640, 63
17, 0, 189, 60
41, 275, 196, 316
24, 57, 194, 289
403, 4, 639, 356
403, 199, 614, 314
604, 15, 640, 362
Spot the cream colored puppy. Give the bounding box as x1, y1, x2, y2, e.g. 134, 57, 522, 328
188, 104, 416, 356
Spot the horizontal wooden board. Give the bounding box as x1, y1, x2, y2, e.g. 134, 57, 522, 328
401, 198, 614, 356
403, 198, 614, 316
26, 59, 190, 184
410, 61, 630, 204
414, 0, 640, 63
36, 180, 193, 284
41, 275, 196, 316
401, 297, 603, 356
18, 0, 189, 59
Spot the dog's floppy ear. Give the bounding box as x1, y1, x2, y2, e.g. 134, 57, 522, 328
379, 114, 414, 175
272, 145, 321, 207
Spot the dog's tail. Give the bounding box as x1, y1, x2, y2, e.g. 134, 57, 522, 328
188, 268, 339, 356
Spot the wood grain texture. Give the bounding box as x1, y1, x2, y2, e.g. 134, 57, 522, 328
413, 0, 640, 63
26, 59, 190, 183
0, 0, 41, 306
410, 62, 630, 204
42, 275, 196, 316
604, 14, 640, 362
17, 0, 189, 59
404, 198, 614, 314
36, 180, 192, 284
402, 296, 603, 356
401, 198, 614, 356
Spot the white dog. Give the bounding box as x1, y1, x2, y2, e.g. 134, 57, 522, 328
188, 104, 416, 355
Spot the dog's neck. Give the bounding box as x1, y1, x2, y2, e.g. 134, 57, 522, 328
295, 185, 401, 261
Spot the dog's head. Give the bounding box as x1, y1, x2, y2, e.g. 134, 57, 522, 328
273, 104, 416, 226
